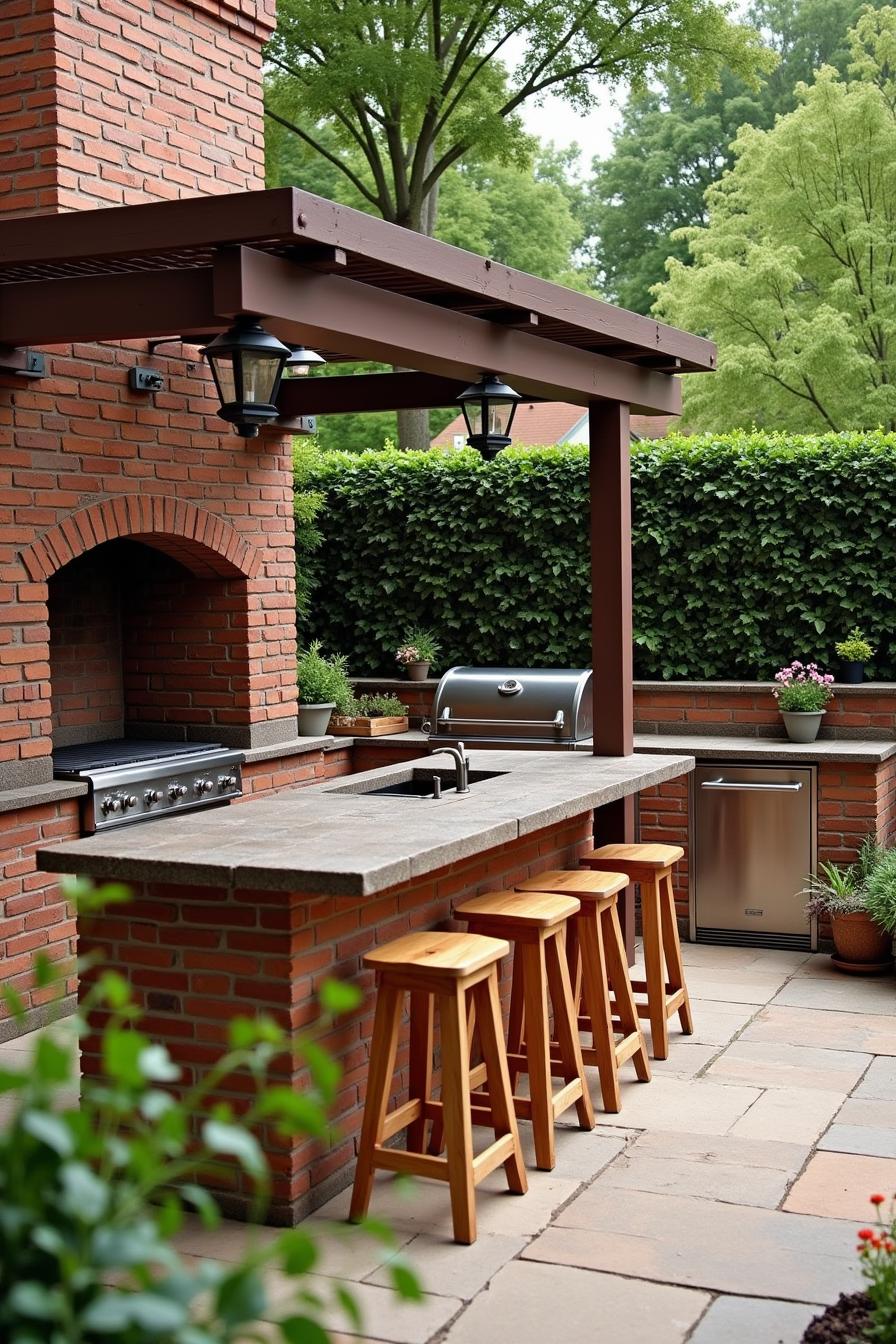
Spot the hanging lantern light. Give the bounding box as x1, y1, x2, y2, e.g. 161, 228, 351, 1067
457, 373, 522, 459
283, 344, 327, 377
201, 318, 290, 438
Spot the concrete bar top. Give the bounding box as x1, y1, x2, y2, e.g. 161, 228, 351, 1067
36, 748, 693, 896
631, 733, 896, 764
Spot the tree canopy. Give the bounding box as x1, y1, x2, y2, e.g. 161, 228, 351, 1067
585, 0, 882, 313
653, 7, 896, 432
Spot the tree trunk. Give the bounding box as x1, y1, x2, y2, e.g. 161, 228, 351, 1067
395, 173, 440, 451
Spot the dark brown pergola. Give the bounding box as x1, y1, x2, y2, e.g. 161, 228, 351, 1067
0, 184, 714, 854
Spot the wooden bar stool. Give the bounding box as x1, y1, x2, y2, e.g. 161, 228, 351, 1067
515, 870, 650, 1111
454, 890, 595, 1172
349, 930, 527, 1245
581, 843, 693, 1060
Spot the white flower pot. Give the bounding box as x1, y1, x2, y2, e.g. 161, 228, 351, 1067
298, 702, 335, 736
780, 710, 824, 743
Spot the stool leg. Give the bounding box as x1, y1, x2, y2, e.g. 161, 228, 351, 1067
507, 950, 525, 1092
473, 972, 527, 1195
603, 902, 650, 1083
428, 990, 475, 1158
661, 871, 694, 1035
544, 928, 594, 1132
439, 984, 477, 1244
577, 905, 622, 1113
407, 990, 433, 1153
521, 936, 555, 1171
349, 982, 402, 1223
641, 877, 669, 1060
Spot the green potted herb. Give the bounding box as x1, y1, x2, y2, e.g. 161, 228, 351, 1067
834, 626, 875, 684
297, 641, 354, 736
395, 628, 440, 682
772, 660, 835, 743
330, 693, 410, 737
801, 839, 893, 972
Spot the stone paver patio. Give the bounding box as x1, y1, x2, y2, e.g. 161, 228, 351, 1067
2, 942, 894, 1343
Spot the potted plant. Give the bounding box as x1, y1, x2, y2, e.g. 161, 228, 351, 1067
395, 628, 440, 682
296, 640, 354, 735
801, 839, 894, 973
834, 626, 875, 683
772, 660, 834, 743
330, 693, 410, 738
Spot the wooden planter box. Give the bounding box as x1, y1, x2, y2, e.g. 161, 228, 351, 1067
329, 715, 409, 737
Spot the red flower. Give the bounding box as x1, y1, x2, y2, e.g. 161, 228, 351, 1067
870, 1194, 885, 1205
859, 1228, 875, 1240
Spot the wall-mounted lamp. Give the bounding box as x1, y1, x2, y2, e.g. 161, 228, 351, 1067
200, 318, 290, 438
0, 348, 45, 379
284, 345, 326, 377
457, 373, 522, 459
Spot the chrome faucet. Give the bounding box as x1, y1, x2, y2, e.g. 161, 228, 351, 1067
430, 740, 470, 793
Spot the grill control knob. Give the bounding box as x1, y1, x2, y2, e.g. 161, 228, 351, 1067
194, 778, 214, 796
101, 795, 121, 815
168, 783, 188, 801
218, 774, 237, 790
145, 788, 163, 805
122, 794, 138, 809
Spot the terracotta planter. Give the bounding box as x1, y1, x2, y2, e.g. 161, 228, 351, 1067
830, 910, 893, 974
405, 661, 430, 682
780, 709, 825, 743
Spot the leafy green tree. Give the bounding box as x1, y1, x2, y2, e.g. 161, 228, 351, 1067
585, 0, 882, 312
654, 8, 896, 431
265, 0, 769, 446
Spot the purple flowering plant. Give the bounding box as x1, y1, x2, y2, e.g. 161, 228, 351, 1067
772, 660, 835, 713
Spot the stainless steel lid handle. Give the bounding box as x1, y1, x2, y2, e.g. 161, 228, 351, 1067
700, 779, 803, 792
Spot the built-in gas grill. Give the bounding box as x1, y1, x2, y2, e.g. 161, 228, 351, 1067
53, 739, 244, 833
428, 667, 593, 750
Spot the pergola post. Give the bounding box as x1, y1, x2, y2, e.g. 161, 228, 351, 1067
589, 400, 637, 958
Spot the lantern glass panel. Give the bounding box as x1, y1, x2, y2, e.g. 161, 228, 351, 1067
488, 398, 515, 435
241, 350, 281, 405
208, 353, 236, 407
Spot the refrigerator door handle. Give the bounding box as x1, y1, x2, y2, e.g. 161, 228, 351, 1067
700, 779, 803, 792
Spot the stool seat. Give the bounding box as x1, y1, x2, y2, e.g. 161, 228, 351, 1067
364, 931, 509, 979
583, 842, 684, 870
456, 889, 580, 929
516, 869, 628, 900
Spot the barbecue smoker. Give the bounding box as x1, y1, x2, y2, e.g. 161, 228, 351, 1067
53, 740, 244, 834
428, 667, 593, 750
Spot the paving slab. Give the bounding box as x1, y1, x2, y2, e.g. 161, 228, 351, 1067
818, 1098, 896, 1158
688, 1295, 823, 1344
730, 1087, 846, 1145
741, 1005, 896, 1055
706, 1040, 871, 1092
678, 998, 758, 1047
853, 1056, 896, 1100
599, 1130, 808, 1208
771, 975, 896, 1017
264, 1272, 462, 1343
682, 945, 812, 974
366, 1231, 526, 1300
442, 1260, 708, 1344
529, 1187, 861, 1302
645, 1043, 721, 1079
784, 1150, 896, 1220
601, 1075, 761, 1135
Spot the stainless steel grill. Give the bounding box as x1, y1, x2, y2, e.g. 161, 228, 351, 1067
428, 667, 593, 750
53, 739, 244, 833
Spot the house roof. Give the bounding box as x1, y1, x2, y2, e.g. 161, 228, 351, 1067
431, 401, 678, 447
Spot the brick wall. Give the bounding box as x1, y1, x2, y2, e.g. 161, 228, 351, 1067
76, 809, 596, 1222
635, 683, 896, 740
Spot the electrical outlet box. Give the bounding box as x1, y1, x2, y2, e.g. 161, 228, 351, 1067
128, 367, 165, 393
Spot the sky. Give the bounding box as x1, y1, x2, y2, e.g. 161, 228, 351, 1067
519, 85, 623, 168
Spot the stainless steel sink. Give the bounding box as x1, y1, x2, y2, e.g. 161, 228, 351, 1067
329, 768, 507, 799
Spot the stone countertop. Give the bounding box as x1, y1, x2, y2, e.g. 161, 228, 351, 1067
35, 749, 693, 896
631, 733, 896, 764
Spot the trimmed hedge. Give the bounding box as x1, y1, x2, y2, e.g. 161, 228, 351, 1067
294, 432, 896, 679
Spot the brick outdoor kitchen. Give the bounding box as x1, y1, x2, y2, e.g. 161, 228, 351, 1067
2, 0, 895, 1230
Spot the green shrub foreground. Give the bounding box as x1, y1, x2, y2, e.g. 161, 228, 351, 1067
294, 432, 896, 680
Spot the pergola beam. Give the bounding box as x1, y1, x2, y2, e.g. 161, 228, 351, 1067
215, 247, 682, 415
278, 372, 473, 416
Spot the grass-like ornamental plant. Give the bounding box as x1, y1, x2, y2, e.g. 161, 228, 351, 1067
395, 628, 440, 667
297, 641, 355, 712
0, 879, 421, 1344
856, 1193, 896, 1342
863, 847, 896, 935
772, 661, 834, 712
835, 627, 875, 663
355, 693, 407, 717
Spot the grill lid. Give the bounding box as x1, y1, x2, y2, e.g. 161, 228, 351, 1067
429, 667, 593, 745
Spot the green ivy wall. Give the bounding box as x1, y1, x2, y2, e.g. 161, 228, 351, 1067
294, 432, 896, 680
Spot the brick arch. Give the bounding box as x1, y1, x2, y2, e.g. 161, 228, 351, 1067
20, 496, 262, 582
